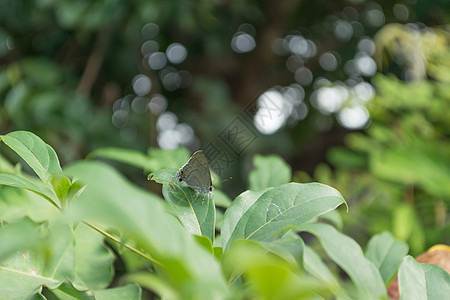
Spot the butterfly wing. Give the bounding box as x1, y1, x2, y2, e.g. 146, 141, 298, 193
181, 150, 212, 193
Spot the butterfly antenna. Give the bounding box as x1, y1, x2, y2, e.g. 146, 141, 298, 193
220, 177, 232, 183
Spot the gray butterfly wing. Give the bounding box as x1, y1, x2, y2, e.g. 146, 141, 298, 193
179, 150, 212, 193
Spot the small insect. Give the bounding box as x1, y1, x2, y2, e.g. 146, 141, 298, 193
176, 150, 213, 204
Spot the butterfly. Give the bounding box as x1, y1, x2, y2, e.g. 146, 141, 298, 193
176, 150, 213, 204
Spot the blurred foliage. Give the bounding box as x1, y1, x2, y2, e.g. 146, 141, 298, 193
294, 25, 450, 255
1, 0, 445, 171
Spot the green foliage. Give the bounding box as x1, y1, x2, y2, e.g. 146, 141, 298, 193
398, 256, 450, 300
308, 70, 450, 254
1, 131, 448, 299
249, 154, 292, 191
365, 232, 409, 284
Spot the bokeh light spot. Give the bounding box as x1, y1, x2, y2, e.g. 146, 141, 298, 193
141, 23, 159, 39
131, 96, 148, 113
166, 43, 187, 64
355, 54, 377, 76
156, 112, 177, 131
295, 67, 313, 86
312, 86, 348, 114
319, 52, 338, 71
141, 40, 159, 56
393, 4, 409, 21
148, 52, 167, 70
254, 90, 287, 134
231, 33, 256, 53
112, 109, 128, 128
132, 74, 152, 96
334, 20, 353, 42
149, 94, 167, 115
337, 105, 370, 129
357, 38, 376, 56
365, 8, 385, 27
286, 55, 304, 73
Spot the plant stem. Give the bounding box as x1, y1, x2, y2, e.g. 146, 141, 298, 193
85, 222, 163, 267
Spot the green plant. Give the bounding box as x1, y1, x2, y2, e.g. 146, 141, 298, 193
301, 25, 450, 255
0, 131, 448, 299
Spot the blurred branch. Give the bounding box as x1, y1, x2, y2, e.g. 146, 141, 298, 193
76, 25, 113, 96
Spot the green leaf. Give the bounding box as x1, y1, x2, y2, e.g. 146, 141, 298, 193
64, 161, 228, 299
0, 131, 62, 184
365, 232, 409, 283
223, 239, 333, 299
94, 284, 141, 300
249, 154, 292, 191
221, 189, 266, 249
225, 183, 346, 250
393, 203, 414, 241
90, 147, 190, 172
0, 219, 82, 298
398, 256, 450, 300
47, 280, 95, 300
194, 235, 214, 255
0, 153, 15, 173
49, 174, 72, 204
87, 148, 152, 170
125, 273, 176, 300
73, 223, 114, 290
297, 223, 387, 299
149, 169, 216, 242
0, 173, 59, 207
319, 210, 343, 230
258, 231, 304, 268
147, 147, 191, 170
0, 218, 40, 260
303, 245, 340, 290
214, 189, 232, 208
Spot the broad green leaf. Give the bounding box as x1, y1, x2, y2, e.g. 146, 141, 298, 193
319, 210, 343, 230
194, 235, 214, 254
45, 280, 95, 300
125, 273, 177, 300
64, 161, 228, 299
249, 154, 292, 191
0, 220, 79, 298
365, 232, 409, 283
0, 218, 40, 260
221, 189, 266, 249
147, 147, 190, 170
49, 174, 72, 204
90, 147, 189, 172
303, 245, 340, 291
0, 153, 15, 173
87, 148, 152, 170
0, 185, 58, 223
225, 183, 346, 250
223, 239, 333, 299
0, 173, 59, 207
297, 223, 387, 299
94, 284, 141, 300
398, 256, 450, 300
149, 169, 216, 242
214, 189, 232, 208
73, 223, 114, 290
259, 231, 304, 268
0, 131, 62, 184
